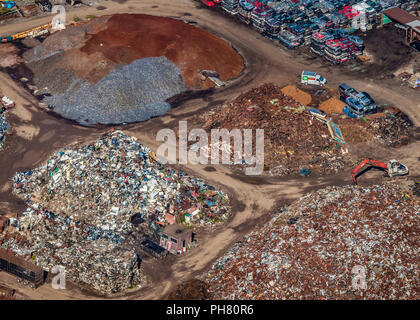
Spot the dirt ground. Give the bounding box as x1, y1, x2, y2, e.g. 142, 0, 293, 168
358, 24, 418, 77
0, 43, 22, 68
0, 0, 419, 300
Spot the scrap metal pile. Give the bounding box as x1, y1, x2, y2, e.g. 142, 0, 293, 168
5, 131, 229, 294
204, 182, 419, 299
368, 110, 413, 147
200, 83, 351, 175
13, 131, 230, 229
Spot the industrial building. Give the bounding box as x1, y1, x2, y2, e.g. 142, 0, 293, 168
0, 248, 44, 288
160, 224, 193, 254
383, 7, 420, 44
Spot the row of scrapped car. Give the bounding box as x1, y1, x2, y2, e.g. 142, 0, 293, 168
311, 28, 365, 64
338, 82, 378, 117
202, 0, 419, 63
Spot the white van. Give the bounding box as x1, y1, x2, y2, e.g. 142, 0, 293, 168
301, 71, 327, 86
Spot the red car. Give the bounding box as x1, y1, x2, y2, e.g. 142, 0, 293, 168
201, 0, 215, 6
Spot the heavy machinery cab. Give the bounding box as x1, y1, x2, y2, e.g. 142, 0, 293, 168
352, 159, 409, 183
388, 160, 409, 177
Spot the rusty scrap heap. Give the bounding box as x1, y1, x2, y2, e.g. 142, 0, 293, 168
204, 182, 419, 300
201, 83, 351, 175
369, 111, 413, 148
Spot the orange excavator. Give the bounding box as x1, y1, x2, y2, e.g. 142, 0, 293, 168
351, 159, 409, 184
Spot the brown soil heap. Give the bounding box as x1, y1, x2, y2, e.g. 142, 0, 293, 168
281, 85, 312, 105
319, 97, 346, 115
0, 43, 22, 68
25, 14, 243, 89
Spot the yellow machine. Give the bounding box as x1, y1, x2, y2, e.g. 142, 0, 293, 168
1, 23, 51, 42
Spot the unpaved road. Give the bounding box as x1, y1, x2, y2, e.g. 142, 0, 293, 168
1, 0, 419, 125
0, 0, 419, 300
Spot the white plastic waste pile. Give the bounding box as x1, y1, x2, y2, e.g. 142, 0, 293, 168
7, 130, 230, 294
13, 130, 230, 228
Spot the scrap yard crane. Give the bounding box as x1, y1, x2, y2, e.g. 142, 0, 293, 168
351, 159, 409, 184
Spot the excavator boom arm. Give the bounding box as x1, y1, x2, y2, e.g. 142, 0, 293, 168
351, 159, 389, 184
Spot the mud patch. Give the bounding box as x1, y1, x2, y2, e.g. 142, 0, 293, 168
204, 166, 216, 172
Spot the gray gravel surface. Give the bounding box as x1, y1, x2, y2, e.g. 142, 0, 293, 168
42, 56, 187, 125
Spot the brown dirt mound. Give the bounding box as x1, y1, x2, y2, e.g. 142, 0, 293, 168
319, 98, 345, 115
281, 85, 311, 105
0, 43, 22, 68
27, 14, 243, 89
167, 279, 211, 300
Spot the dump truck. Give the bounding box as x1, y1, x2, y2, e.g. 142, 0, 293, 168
351, 159, 409, 184
301, 71, 327, 86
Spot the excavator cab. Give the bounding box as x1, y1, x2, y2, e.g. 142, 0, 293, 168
387, 160, 409, 177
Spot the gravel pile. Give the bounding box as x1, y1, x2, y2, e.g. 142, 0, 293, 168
204, 183, 419, 299
43, 56, 187, 125
23, 16, 111, 64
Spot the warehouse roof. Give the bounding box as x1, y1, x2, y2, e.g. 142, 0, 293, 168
383, 7, 419, 26
406, 20, 420, 33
